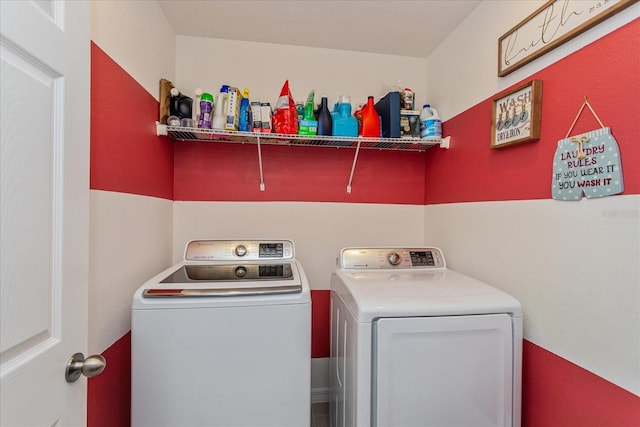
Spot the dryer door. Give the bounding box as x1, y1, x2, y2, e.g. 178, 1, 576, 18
373, 314, 514, 427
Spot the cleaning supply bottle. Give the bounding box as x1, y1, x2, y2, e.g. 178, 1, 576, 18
419, 104, 442, 139
360, 96, 381, 138
332, 95, 358, 137
354, 104, 363, 136
198, 92, 214, 129
192, 88, 203, 124
169, 88, 193, 120
317, 96, 332, 136
298, 90, 318, 135
212, 85, 229, 130
238, 87, 251, 132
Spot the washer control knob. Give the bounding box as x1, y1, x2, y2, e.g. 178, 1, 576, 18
234, 245, 248, 257
235, 266, 248, 278
387, 252, 402, 266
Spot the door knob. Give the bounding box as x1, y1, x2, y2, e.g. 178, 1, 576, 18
65, 352, 106, 383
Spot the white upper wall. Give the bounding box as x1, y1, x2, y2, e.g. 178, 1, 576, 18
91, 0, 176, 100
421, 0, 640, 396
174, 36, 428, 111
427, 1, 640, 120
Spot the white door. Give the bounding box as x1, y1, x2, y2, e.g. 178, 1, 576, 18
374, 314, 514, 427
1, 0, 91, 425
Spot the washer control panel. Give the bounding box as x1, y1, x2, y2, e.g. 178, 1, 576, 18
340, 247, 446, 269
185, 240, 294, 261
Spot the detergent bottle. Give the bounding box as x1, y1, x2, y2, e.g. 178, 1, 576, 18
192, 88, 203, 124
332, 95, 358, 137
212, 85, 229, 130
360, 96, 381, 138
198, 92, 214, 129
419, 104, 442, 139
169, 88, 192, 120
316, 96, 332, 136
238, 87, 251, 132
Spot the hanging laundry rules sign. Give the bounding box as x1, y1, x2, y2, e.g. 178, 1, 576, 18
552, 128, 624, 200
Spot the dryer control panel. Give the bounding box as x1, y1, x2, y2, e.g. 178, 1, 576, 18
339, 247, 446, 269
185, 240, 294, 261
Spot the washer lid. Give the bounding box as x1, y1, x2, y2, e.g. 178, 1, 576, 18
133, 259, 310, 309
331, 268, 522, 322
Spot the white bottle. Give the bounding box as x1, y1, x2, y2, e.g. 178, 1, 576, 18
192, 88, 203, 123
212, 85, 229, 130
419, 104, 442, 139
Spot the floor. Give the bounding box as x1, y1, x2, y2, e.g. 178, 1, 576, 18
311, 402, 330, 427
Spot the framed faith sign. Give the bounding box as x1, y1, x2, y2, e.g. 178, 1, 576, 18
498, 0, 638, 77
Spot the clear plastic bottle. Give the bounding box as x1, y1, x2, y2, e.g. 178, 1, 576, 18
419, 104, 442, 139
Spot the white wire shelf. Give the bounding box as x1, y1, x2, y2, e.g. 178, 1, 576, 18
156, 122, 450, 193
157, 124, 448, 152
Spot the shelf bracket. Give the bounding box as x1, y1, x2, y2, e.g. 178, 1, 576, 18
256, 134, 265, 191
346, 140, 362, 194
440, 136, 451, 149
156, 122, 168, 136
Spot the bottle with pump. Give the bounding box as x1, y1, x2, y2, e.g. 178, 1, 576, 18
238, 87, 251, 132
419, 104, 442, 139
317, 96, 332, 136
212, 85, 229, 130
360, 96, 381, 138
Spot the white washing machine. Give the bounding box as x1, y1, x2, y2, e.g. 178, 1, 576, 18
330, 247, 522, 427
132, 239, 310, 427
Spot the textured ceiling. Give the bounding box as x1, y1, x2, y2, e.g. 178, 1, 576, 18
158, 0, 481, 58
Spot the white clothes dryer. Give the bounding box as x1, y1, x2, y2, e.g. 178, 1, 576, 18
132, 239, 310, 427
330, 247, 522, 427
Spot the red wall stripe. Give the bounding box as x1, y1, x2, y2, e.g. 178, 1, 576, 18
89, 20, 640, 427
173, 142, 426, 204
90, 42, 174, 200
425, 19, 640, 204
311, 290, 331, 358
88, 332, 131, 427
522, 340, 640, 426
89, 327, 640, 427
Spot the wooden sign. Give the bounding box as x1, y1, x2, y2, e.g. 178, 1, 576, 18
498, 0, 638, 77
491, 80, 542, 149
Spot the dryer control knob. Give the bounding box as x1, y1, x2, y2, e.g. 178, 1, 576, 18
234, 266, 248, 278
235, 245, 248, 257
387, 252, 402, 266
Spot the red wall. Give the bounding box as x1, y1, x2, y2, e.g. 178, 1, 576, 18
90, 43, 173, 200
88, 20, 640, 427
173, 139, 426, 204
424, 20, 640, 204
